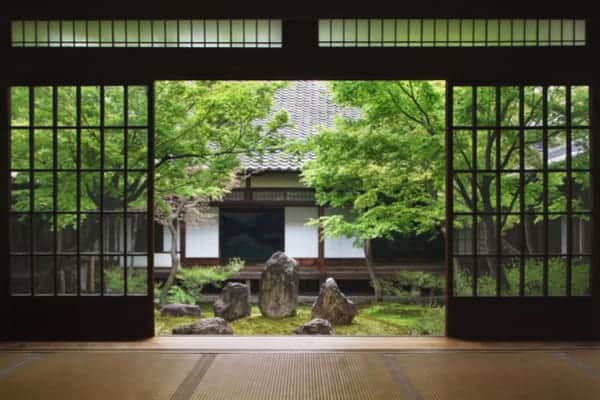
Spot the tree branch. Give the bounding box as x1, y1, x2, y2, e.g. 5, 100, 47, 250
454, 175, 474, 211
384, 87, 436, 135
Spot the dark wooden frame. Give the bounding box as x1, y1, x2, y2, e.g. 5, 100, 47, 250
2, 82, 155, 340
1, 3, 599, 341
216, 187, 316, 207
446, 83, 595, 339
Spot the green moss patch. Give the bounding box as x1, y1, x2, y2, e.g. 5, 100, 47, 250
155, 302, 444, 336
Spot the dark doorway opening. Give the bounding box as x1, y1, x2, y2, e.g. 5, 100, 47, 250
220, 208, 284, 262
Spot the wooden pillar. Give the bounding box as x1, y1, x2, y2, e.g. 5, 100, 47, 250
180, 223, 186, 266
318, 206, 325, 273
244, 175, 252, 201
246, 279, 252, 299
590, 80, 600, 307
0, 17, 9, 332
590, 16, 600, 326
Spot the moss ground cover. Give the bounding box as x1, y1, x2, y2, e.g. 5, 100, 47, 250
155, 302, 445, 336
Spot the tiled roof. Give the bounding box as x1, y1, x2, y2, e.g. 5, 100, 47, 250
241, 81, 361, 172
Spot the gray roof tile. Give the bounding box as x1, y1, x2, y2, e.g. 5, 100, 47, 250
241, 81, 360, 171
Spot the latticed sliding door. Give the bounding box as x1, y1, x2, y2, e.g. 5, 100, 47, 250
5, 83, 154, 340
446, 83, 598, 339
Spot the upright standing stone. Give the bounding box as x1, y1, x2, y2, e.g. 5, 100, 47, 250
214, 282, 251, 321
259, 252, 299, 318
312, 277, 357, 325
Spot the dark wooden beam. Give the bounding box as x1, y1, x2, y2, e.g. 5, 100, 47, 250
318, 206, 325, 273
590, 15, 600, 314
590, 75, 600, 310
0, 17, 10, 338
180, 223, 186, 265
1, 2, 594, 19
4, 46, 596, 84
244, 176, 252, 201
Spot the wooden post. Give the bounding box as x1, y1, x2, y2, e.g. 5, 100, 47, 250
58, 269, 66, 295
180, 223, 186, 266
89, 255, 96, 292
318, 206, 325, 273
246, 279, 252, 299
244, 176, 252, 201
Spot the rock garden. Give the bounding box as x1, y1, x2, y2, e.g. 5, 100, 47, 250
157, 252, 445, 336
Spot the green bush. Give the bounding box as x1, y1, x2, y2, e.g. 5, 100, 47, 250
165, 286, 197, 305
104, 266, 148, 294
454, 258, 590, 296
380, 271, 445, 297
164, 258, 245, 305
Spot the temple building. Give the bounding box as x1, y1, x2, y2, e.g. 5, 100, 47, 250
153, 81, 445, 289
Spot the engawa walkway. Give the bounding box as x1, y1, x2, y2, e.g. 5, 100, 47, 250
1, 337, 600, 399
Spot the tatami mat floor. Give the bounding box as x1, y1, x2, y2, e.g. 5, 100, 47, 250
1, 338, 600, 399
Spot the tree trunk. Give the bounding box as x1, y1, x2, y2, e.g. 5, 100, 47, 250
159, 219, 181, 306
524, 214, 535, 254
89, 255, 96, 292
58, 269, 66, 295
363, 239, 382, 301
57, 231, 64, 294
479, 215, 509, 291
127, 216, 140, 281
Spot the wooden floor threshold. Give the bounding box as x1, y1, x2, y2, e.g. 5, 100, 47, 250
2, 336, 600, 353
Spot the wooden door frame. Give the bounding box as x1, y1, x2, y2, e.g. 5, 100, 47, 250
1, 6, 599, 340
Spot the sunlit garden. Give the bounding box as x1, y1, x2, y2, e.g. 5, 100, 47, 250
156, 303, 445, 336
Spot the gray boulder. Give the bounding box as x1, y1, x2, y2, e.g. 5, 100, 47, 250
172, 317, 233, 335
294, 318, 335, 335
258, 252, 299, 318
311, 278, 357, 325
214, 282, 251, 321
160, 303, 202, 318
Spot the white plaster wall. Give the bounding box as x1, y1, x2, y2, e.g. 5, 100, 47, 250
154, 253, 172, 267
324, 208, 364, 258
162, 227, 180, 253
185, 208, 220, 258
251, 173, 306, 188
128, 254, 172, 268
284, 207, 319, 258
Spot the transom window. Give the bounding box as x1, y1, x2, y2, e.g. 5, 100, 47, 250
10, 19, 283, 48
319, 19, 586, 47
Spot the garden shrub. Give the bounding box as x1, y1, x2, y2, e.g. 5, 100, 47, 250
164, 258, 244, 305
165, 285, 197, 305
104, 266, 148, 294
380, 271, 445, 297
453, 258, 590, 296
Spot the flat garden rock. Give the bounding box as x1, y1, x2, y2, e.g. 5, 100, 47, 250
214, 282, 251, 321
172, 317, 233, 335
160, 303, 202, 318
293, 318, 335, 335
311, 278, 357, 325
259, 252, 300, 318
